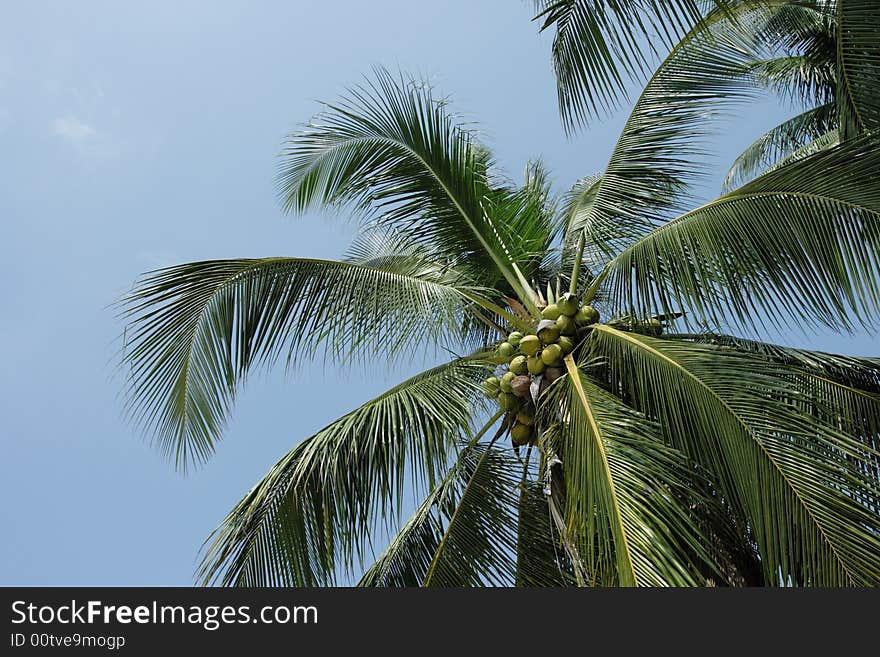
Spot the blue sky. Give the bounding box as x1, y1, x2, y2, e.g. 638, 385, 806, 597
1, 1, 874, 586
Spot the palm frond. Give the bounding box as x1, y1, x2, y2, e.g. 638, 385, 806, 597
483, 163, 557, 281
419, 440, 522, 586
747, 54, 835, 106
515, 478, 574, 586
674, 332, 880, 483
356, 476, 448, 586
343, 227, 515, 346
557, 173, 602, 273
533, 0, 727, 129
595, 133, 880, 333
754, 1, 834, 53
360, 416, 551, 587
722, 102, 835, 192
754, 127, 841, 177
592, 325, 880, 585
674, 332, 880, 391
558, 173, 603, 238
277, 68, 537, 307
568, 2, 775, 268
197, 359, 493, 586
837, 0, 880, 135
538, 356, 721, 586
749, 2, 837, 103
120, 258, 492, 469
357, 413, 503, 587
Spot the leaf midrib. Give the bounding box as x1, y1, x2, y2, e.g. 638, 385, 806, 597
563, 354, 639, 586
578, 0, 781, 260
836, 0, 865, 132
588, 187, 880, 299
294, 130, 533, 309
595, 325, 857, 584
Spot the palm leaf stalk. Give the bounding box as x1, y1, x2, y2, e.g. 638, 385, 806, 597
122, 36, 880, 586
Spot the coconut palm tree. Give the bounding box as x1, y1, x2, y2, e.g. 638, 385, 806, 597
121, 2, 880, 586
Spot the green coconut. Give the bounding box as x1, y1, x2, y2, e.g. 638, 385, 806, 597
558, 336, 575, 355
527, 355, 546, 375
507, 331, 523, 347
646, 318, 663, 336
537, 319, 560, 344
519, 334, 541, 356
511, 422, 535, 446
516, 409, 535, 426
541, 343, 563, 366
575, 305, 600, 326
509, 355, 528, 376
497, 341, 515, 359
500, 371, 516, 393
498, 392, 519, 412
511, 375, 532, 399
541, 304, 561, 320
481, 376, 501, 398
557, 292, 579, 317
556, 314, 576, 336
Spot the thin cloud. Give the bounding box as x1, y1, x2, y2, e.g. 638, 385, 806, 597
50, 116, 95, 142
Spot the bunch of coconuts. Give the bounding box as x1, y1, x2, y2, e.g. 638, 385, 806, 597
481, 291, 600, 447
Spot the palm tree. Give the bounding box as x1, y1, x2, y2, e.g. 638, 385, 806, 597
121, 2, 880, 586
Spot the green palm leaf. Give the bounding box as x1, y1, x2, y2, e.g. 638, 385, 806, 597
674, 332, 880, 392
120, 257, 492, 469
539, 356, 720, 586
675, 332, 880, 489
356, 441, 475, 587
358, 413, 515, 586
592, 325, 880, 585
762, 128, 841, 172
342, 228, 522, 344
747, 54, 835, 106
837, 0, 880, 135
197, 359, 493, 586
722, 103, 835, 192
533, 0, 728, 129
515, 478, 574, 586
749, 3, 837, 106
594, 133, 880, 332
420, 440, 522, 586
558, 173, 603, 272
563, 1, 776, 269
277, 68, 539, 310
361, 412, 573, 587
482, 163, 558, 283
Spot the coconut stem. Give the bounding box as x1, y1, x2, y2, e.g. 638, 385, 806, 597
569, 232, 586, 296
